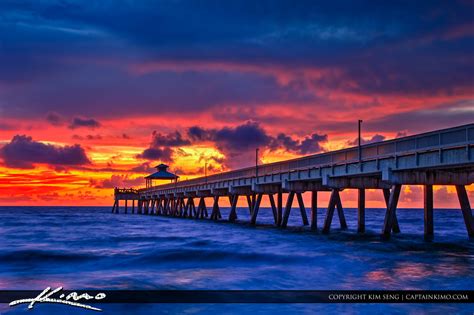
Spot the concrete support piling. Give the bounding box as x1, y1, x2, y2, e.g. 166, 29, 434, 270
383, 188, 401, 233
229, 195, 238, 222
296, 193, 309, 226
281, 191, 295, 228
357, 189, 365, 233
335, 191, 347, 230
424, 185, 434, 241
277, 191, 283, 227
268, 194, 278, 225
322, 190, 338, 234
455, 185, 474, 238
310, 191, 318, 231
250, 193, 263, 225
382, 185, 402, 239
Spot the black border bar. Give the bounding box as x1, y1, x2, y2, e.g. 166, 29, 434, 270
1, 290, 473, 303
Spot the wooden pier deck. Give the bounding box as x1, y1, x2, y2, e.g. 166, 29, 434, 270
113, 123, 474, 240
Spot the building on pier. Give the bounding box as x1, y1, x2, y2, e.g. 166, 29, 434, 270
145, 164, 179, 188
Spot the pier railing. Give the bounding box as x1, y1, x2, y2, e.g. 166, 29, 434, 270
115, 188, 139, 195
139, 123, 474, 192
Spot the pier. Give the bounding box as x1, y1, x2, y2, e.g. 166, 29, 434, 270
113, 123, 474, 240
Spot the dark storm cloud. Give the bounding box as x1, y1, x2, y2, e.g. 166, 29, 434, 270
137, 147, 173, 162
188, 122, 327, 155
137, 131, 190, 163
151, 131, 191, 147
0, 0, 472, 120
0, 135, 91, 169
90, 175, 144, 189
270, 133, 328, 154
69, 117, 101, 129
72, 134, 102, 140
138, 122, 327, 168
45, 112, 63, 126
347, 134, 386, 146
130, 162, 155, 173
187, 122, 271, 155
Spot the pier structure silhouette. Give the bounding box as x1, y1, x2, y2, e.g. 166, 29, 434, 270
113, 123, 474, 241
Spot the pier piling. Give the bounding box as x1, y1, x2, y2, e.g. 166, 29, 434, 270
456, 185, 474, 238
322, 190, 338, 234
382, 185, 402, 239
277, 192, 283, 227
281, 191, 295, 228
269, 194, 278, 225
358, 189, 365, 233
424, 185, 434, 241
310, 191, 318, 231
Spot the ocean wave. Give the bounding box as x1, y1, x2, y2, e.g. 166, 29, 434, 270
0, 249, 100, 264
134, 248, 305, 264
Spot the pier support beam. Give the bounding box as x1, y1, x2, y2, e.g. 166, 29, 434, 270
158, 198, 163, 215
132, 200, 135, 214
296, 193, 309, 226
196, 197, 202, 218
138, 200, 142, 214
229, 195, 239, 222
163, 198, 169, 215
383, 188, 400, 233
173, 198, 178, 216
183, 198, 190, 217
178, 197, 184, 217
175, 198, 180, 216
269, 194, 278, 225
277, 191, 283, 226
358, 189, 365, 233
125, 200, 128, 214
150, 198, 155, 215
184, 198, 193, 217
168, 198, 173, 216
168, 198, 173, 215
424, 185, 434, 241
156, 197, 162, 215
246, 195, 253, 215
197, 197, 208, 219
322, 190, 338, 234
190, 198, 196, 217
171, 198, 176, 216
382, 184, 402, 239
210, 196, 221, 220
250, 193, 263, 225
335, 192, 347, 230
112, 200, 117, 214
455, 185, 474, 239
322, 190, 347, 233
310, 191, 318, 231
281, 191, 295, 228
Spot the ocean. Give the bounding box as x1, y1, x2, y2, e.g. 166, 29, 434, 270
0, 206, 472, 314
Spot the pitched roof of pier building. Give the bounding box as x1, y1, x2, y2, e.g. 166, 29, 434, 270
145, 164, 179, 180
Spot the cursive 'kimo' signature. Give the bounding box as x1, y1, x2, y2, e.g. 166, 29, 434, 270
9, 286, 106, 312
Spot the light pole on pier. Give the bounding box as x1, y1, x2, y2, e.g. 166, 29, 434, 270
255, 148, 259, 182
358, 119, 363, 162
205, 160, 208, 183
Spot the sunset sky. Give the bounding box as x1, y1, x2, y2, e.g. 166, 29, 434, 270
0, 1, 473, 207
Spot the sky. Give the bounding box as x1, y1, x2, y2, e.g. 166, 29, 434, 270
0, 0, 473, 207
